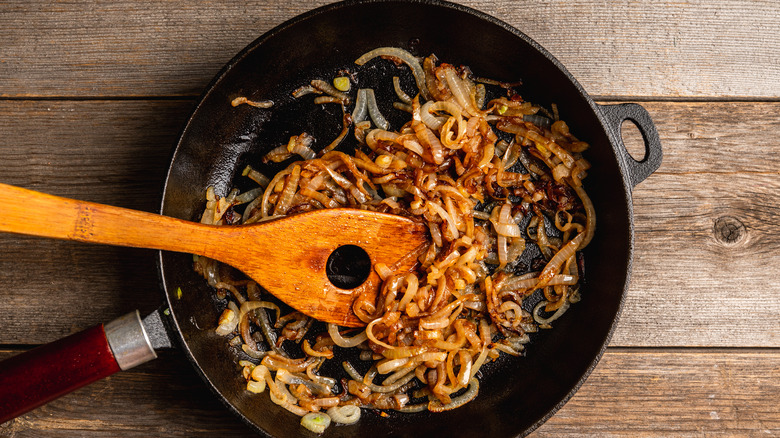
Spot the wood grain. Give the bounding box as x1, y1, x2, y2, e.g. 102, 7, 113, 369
1, 100, 778, 346
0, 100, 188, 344
1, 1, 778, 99
614, 172, 780, 347
0, 237, 162, 345
0, 100, 191, 203
536, 349, 780, 437
0, 348, 776, 436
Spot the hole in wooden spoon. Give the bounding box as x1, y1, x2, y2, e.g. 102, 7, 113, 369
326, 245, 371, 289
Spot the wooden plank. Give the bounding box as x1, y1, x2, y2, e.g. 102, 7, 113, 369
612, 172, 780, 347
1, 100, 779, 346
608, 101, 780, 346
0, 349, 776, 436
0, 237, 163, 344
0, 100, 191, 343
614, 101, 780, 175
1, 101, 774, 186
0, 1, 331, 98
493, 0, 780, 100
535, 349, 780, 436
613, 105, 780, 347
1, 1, 778, 99
0, 100, 192, 202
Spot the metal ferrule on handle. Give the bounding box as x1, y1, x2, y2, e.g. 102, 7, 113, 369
104, 310, 157, 370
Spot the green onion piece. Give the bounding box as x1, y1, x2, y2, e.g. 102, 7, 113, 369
300, 412, 331, 433
176, 287, 183, 299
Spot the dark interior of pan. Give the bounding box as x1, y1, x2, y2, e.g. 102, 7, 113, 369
159, 0, 634, 436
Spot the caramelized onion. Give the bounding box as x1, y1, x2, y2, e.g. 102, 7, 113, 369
428, 377, 479, 412
201, 48, 595, 431
327, 323, 368, 348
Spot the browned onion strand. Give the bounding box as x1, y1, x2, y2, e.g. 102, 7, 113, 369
196, 47, 594, 431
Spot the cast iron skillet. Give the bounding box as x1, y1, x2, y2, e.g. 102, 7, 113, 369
159, 0, 662, 436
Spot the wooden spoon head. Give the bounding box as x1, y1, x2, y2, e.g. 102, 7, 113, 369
214, 209, 429, 327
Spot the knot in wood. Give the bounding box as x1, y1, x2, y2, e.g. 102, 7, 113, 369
713, 216, 746, 245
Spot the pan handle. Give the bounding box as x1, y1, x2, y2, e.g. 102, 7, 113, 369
0, 310, 157, 423
598, 103, 663, 188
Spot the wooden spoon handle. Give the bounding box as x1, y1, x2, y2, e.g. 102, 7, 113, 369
0, 183, 217, 255
0, 183, 430, 327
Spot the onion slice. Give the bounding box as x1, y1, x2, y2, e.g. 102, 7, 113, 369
327, 406, 361, 425
352, 88, 368, 123
428, 377, 479, 412
327, 323, 368, 347
355, 47, 431, 101
364, 88, 390, 130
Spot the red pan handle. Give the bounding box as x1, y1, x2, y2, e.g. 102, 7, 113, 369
0, 310, 157, 423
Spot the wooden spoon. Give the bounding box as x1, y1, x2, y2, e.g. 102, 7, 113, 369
0, 183, 429, 327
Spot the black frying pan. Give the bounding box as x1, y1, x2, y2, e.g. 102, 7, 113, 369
0, 0, 661, 435
159, 0, 661, 437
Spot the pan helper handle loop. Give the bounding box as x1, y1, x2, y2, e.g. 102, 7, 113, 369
104, 310, 158, 370
598, 103, 663, 189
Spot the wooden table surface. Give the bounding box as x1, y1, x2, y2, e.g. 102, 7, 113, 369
1, 1, 778, 436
